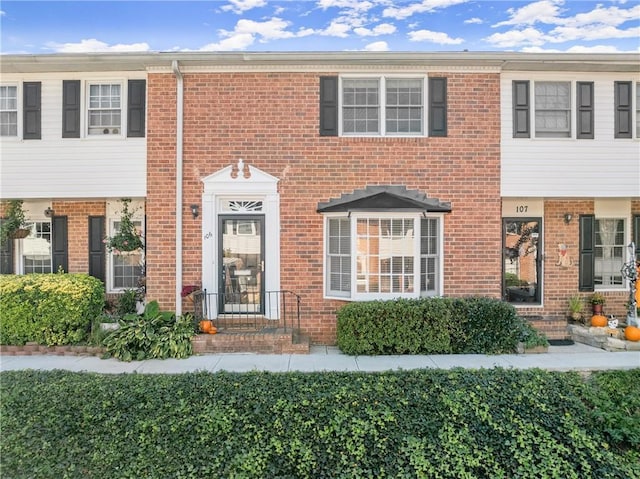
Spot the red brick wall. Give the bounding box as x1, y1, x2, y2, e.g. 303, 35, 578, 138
52, 201, 106, 273
147, 71, 502, 344
516, 200, 640, 325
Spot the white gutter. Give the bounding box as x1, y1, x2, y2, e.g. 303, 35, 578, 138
172, 60, 184, 315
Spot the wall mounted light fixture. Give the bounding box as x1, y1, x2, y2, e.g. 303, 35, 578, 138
563, 213, 573, 224
44, 207, 54, 218
190, 204, 199, 219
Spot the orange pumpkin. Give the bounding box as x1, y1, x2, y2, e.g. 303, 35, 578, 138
208, 326, 218, 335
590, 315, 607, 327
199, 320, 212, 333
624, 326, 640, 342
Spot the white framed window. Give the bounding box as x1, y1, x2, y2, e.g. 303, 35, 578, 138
0, 85, 18, 137
341, 76, 424, 136
535, 81, 571, 138
88, 83, 121, 135
594, 218, 625, 288
636, 83, 640, 138
325, 213, 441, 300
109, 219, 143, 291
22, 221, 52, 273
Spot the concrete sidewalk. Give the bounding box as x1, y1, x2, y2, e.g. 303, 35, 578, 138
1, 342, 638, 374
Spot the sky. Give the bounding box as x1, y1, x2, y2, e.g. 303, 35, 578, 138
1, 0, 639, 55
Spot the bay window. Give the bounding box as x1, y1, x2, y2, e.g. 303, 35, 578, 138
326, 214, 441, 300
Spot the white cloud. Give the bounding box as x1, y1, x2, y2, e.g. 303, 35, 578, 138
484, 27, 546, 48
200, 33, 256, 51
522, 44, 627, 53
364, 41, 389, 51
0, 10, 5, 16
221, 0, 267, 14
494, 0, 565, 27
45, 39, 150, 53
383, 0, 469, 20
408, 29, 464, 45
320, 20, 352, 37
557, 4, 640, 27
464, 17, 483, 25
354, 23, 396, 37
318, 0, 374, 13
201, 17, 315, 50
548, 24, 640, 43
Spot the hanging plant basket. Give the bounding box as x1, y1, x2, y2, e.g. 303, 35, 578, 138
10, 228, 31, 239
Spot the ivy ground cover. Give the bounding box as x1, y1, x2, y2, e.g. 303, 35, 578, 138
1, 368, 638, 478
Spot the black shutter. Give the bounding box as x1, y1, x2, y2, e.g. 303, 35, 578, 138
576, 82, 594, 139
319, 76, 338, 137
127, 80, 146, 138
579, 215, 595, 291
88, 216, 106, 283
429, 77, 447, 137
0, 219, 14, 274
23, 82, 41, 140
62, 80, 81, 138
513, 80, 530, 138
633, 214, 640, 261
614, 81, 632, 139
52, 216, 68, 273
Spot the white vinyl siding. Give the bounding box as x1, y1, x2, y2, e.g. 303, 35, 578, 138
0, 85, 18, 137
0, 74, 146, 199
501, 73, 640, 198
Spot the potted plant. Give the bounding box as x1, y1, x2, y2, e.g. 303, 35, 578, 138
103, 199, 144, 254
0, 200, 30, 244
567, 294, 584, 322
590, 292, 606, 315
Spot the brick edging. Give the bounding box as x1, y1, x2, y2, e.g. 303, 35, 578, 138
0, 343, 106, 357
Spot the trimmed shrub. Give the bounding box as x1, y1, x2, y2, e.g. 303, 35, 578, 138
0, 273, 104, 345
1, 368, 638, 478
337, 297, 525, 355
336, 298, 452, 355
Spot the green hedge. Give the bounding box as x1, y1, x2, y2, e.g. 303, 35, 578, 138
0, 273, 104, 346
337, 297, 526, 355
1, 368, 638, 479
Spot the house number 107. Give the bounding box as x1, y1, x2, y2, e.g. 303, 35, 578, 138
516, 206, 528, 213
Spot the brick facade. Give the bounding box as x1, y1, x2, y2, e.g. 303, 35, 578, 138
147, 70, 502, 344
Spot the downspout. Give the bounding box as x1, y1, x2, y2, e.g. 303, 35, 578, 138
172, 60, 184, 315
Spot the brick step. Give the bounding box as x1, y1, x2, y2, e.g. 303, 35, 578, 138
524, 316, 570, 341
192, 328, 310, 354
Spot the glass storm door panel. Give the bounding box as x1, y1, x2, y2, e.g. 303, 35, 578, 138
218, 216, 264, 314
503, 218, 542, 304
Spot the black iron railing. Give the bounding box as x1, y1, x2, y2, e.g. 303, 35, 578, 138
192, 289, 301, 333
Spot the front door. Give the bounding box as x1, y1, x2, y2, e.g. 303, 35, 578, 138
218, 215, 264, 313
503, 218, 542, 304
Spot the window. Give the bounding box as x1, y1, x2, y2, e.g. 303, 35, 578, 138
636, 83, 640, 138
0, 85, 18, 137
341, 77, 424, 136
535, 81, 570, 138
110, 219, 143, 290
22, 222, 52, 273
88, 83, 121, 135
595, 218, 625, 288
326, 215, 440, 299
